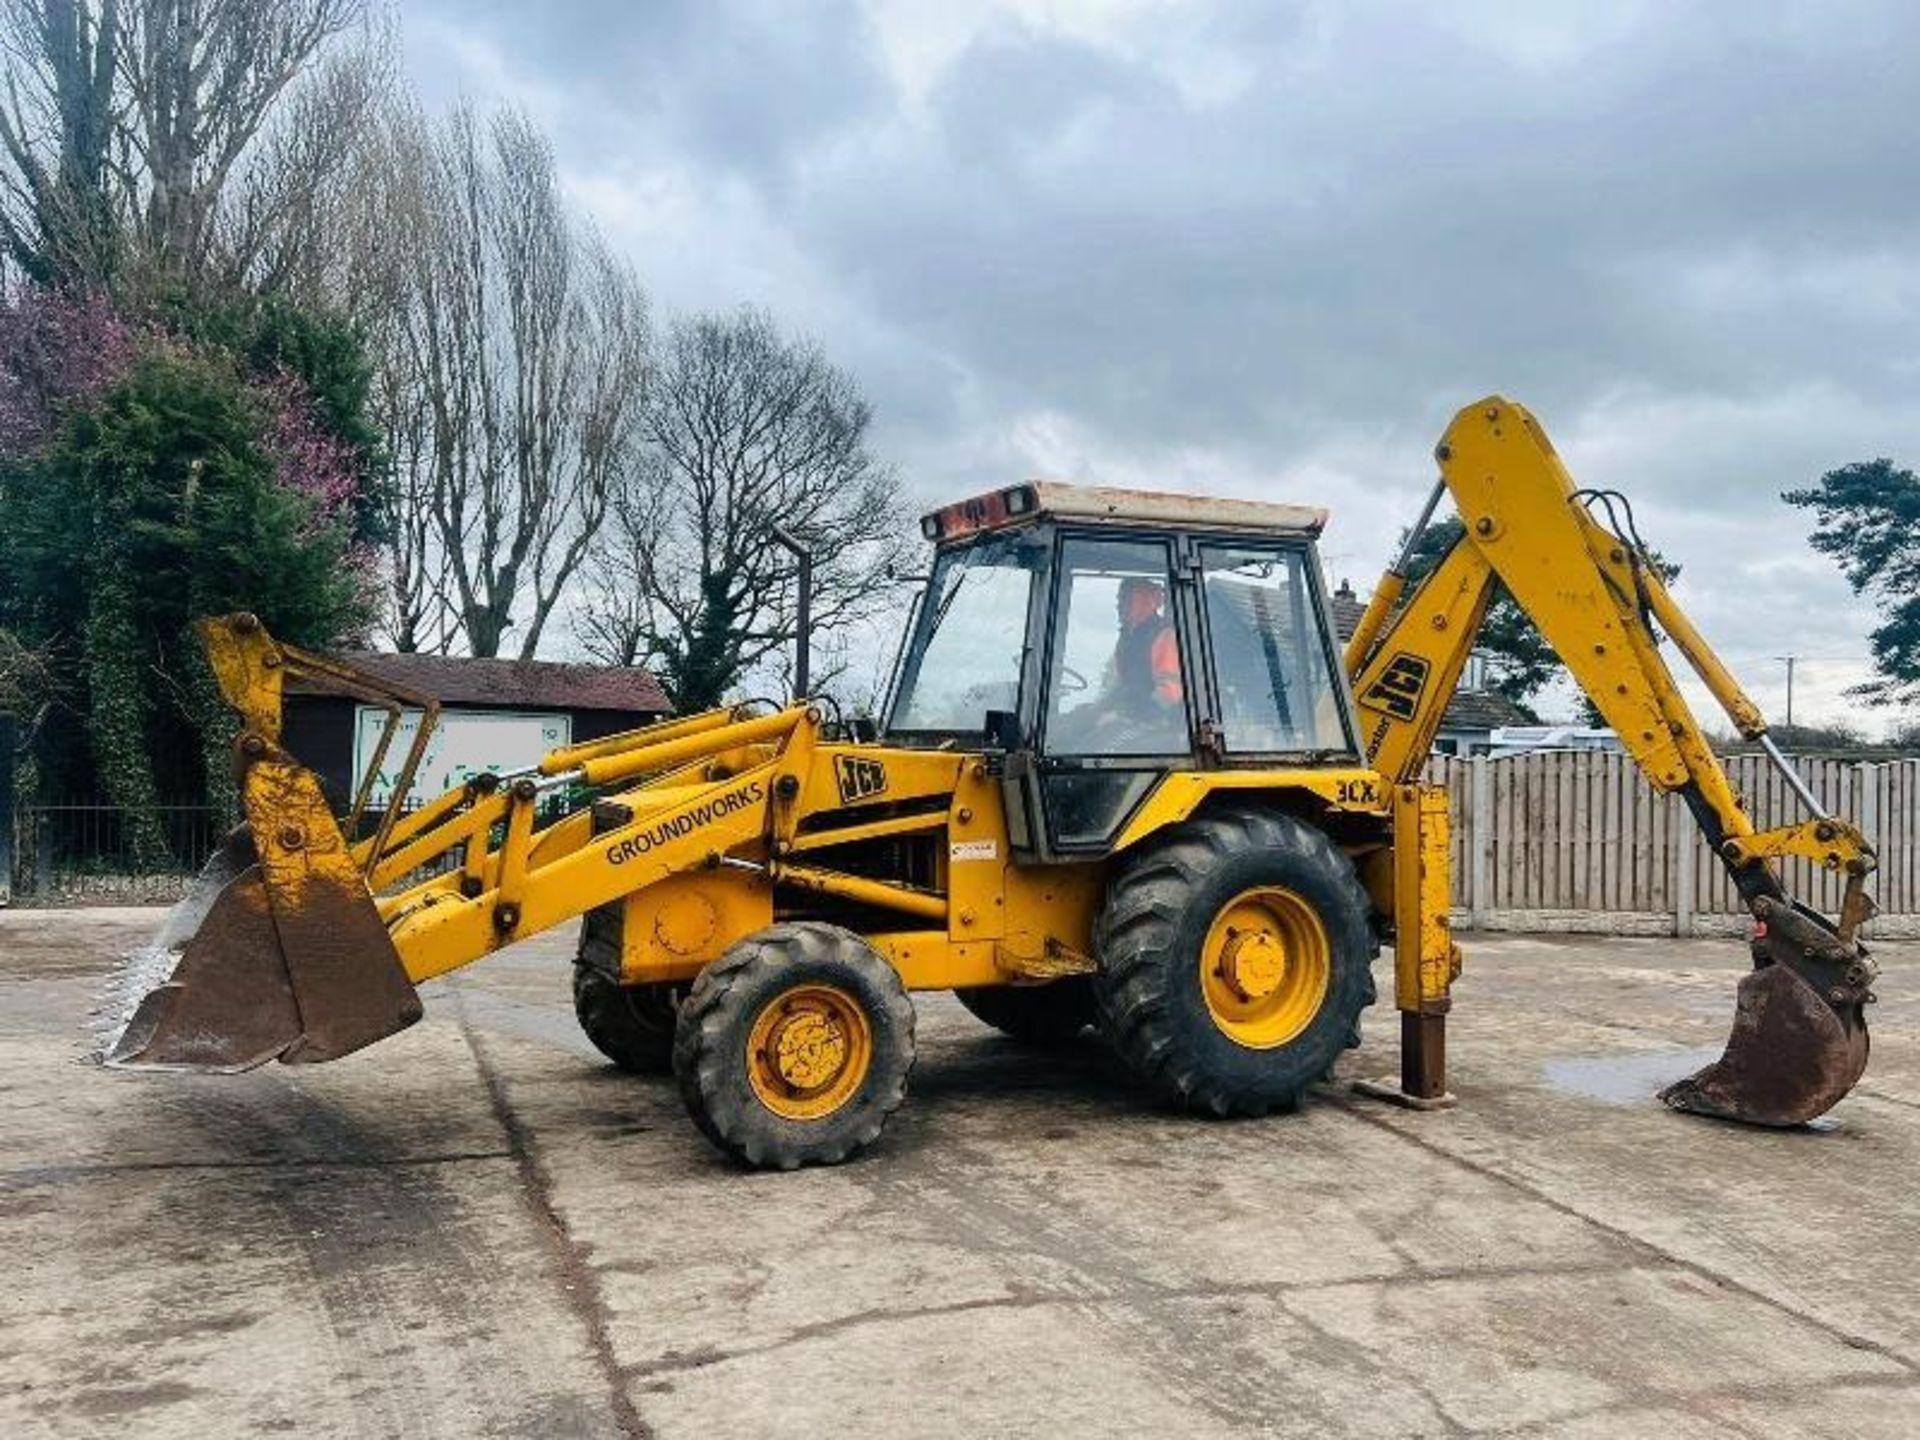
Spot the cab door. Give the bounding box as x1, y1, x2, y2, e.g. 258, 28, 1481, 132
1025, 531, 1201, 855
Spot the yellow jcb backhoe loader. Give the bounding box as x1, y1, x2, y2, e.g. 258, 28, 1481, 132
96, 397, 1877, 1169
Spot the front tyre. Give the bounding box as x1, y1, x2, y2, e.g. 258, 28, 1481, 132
1094, 806, 1375, 1116
572, 966, 681, 1074
673, 923, 916, 1170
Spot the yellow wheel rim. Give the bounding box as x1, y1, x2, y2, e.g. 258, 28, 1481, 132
1198, 886, 1331, 1050
745, 984, 873, 1120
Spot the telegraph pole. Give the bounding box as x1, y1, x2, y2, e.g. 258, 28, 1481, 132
1776, 655, 1797, 730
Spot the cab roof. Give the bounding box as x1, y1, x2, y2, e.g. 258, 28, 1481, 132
921, 480, 1328, 544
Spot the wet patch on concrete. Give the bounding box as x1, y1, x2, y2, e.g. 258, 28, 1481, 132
1540, 1047, 1725, 1105
62, 1380, 200, 1416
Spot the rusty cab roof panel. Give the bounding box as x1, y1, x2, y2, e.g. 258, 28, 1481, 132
921, 480, 1328, 545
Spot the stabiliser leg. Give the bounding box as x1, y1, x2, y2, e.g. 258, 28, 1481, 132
1354, 785, 1460, 1111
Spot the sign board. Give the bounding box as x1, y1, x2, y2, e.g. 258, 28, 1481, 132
353, 707, 571, 810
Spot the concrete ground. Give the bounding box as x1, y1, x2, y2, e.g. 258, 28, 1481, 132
1, 910, 1916, 1439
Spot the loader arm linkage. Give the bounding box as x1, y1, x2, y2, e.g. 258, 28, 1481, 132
1345, 396, 1877, 1126
97, 615, 907, 1071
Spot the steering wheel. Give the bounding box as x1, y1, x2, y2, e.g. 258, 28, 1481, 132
1056, 664, 1090, 696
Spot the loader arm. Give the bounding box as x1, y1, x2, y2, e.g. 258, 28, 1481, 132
97, 613, 883, 1070
1347, 396, 1877, 1125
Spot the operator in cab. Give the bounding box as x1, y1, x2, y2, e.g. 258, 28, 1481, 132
1110, 576, 1183, 720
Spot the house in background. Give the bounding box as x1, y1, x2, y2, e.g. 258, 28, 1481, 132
1487, 725, 1624, 757
1328, 579, 1534, 757
284, 650, 672, 813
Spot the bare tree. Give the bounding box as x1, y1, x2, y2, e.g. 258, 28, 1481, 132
382, 104, 648, 658
0, 0, 365, 289
579, 308, 910, 711
0, 0, 121, 283
315, 91, 453, 653
210, 22, 388, 300
118, 0, 362, 281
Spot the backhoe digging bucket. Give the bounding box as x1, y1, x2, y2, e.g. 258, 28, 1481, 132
1659, 898, 1875, 1128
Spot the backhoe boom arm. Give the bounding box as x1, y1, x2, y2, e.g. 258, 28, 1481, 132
1348, 397, 1876, 1125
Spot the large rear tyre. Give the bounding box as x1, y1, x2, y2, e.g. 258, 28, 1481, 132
1094, 806, 1375, 1116
673, 923, 916, 1170
953, 978, 1096, 1043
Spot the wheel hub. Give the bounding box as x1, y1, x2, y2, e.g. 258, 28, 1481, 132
766, 1006, 850, 1092
745, 983, 873, 1119
1198, 886, 1332, 1051
1219, 927, 1287, 1001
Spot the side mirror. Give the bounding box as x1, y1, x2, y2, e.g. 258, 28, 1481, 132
983, 709, 1022, 751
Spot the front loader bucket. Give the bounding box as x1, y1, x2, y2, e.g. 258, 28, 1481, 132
95, 828, 298, 1070
97, 766, 424, 1071
91, 614, 432, 1072
1659, 898, 1875, 1128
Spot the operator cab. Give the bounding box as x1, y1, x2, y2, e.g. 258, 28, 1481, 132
883, 481, 1360, 860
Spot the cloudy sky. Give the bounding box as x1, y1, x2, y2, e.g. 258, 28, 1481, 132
401, 0, 1917, 730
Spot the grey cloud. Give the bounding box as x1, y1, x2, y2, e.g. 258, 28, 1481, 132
402, 0, 1920, 722
789, 5, 1920, 441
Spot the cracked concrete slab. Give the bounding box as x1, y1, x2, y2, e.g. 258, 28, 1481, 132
3, 911, 1915, 1437
2, 1145, 616, 1437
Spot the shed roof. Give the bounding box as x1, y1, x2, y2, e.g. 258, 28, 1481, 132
292, 649, 672, 715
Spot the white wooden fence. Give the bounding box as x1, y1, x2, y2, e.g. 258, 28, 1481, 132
1426, 752, 1920, 938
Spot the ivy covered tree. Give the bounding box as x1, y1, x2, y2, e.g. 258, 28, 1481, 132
164, 290, 392, 542
0, 292, 376, 861
0, 5, 394, 867
1785, 459, 1920, 709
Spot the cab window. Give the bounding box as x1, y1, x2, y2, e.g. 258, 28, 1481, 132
1199, 545, 1351, 754
1045, 537, 1187, 757
888, 535, 1038, 739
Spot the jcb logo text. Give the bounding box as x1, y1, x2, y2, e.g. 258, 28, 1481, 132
835, 755, 888, 804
